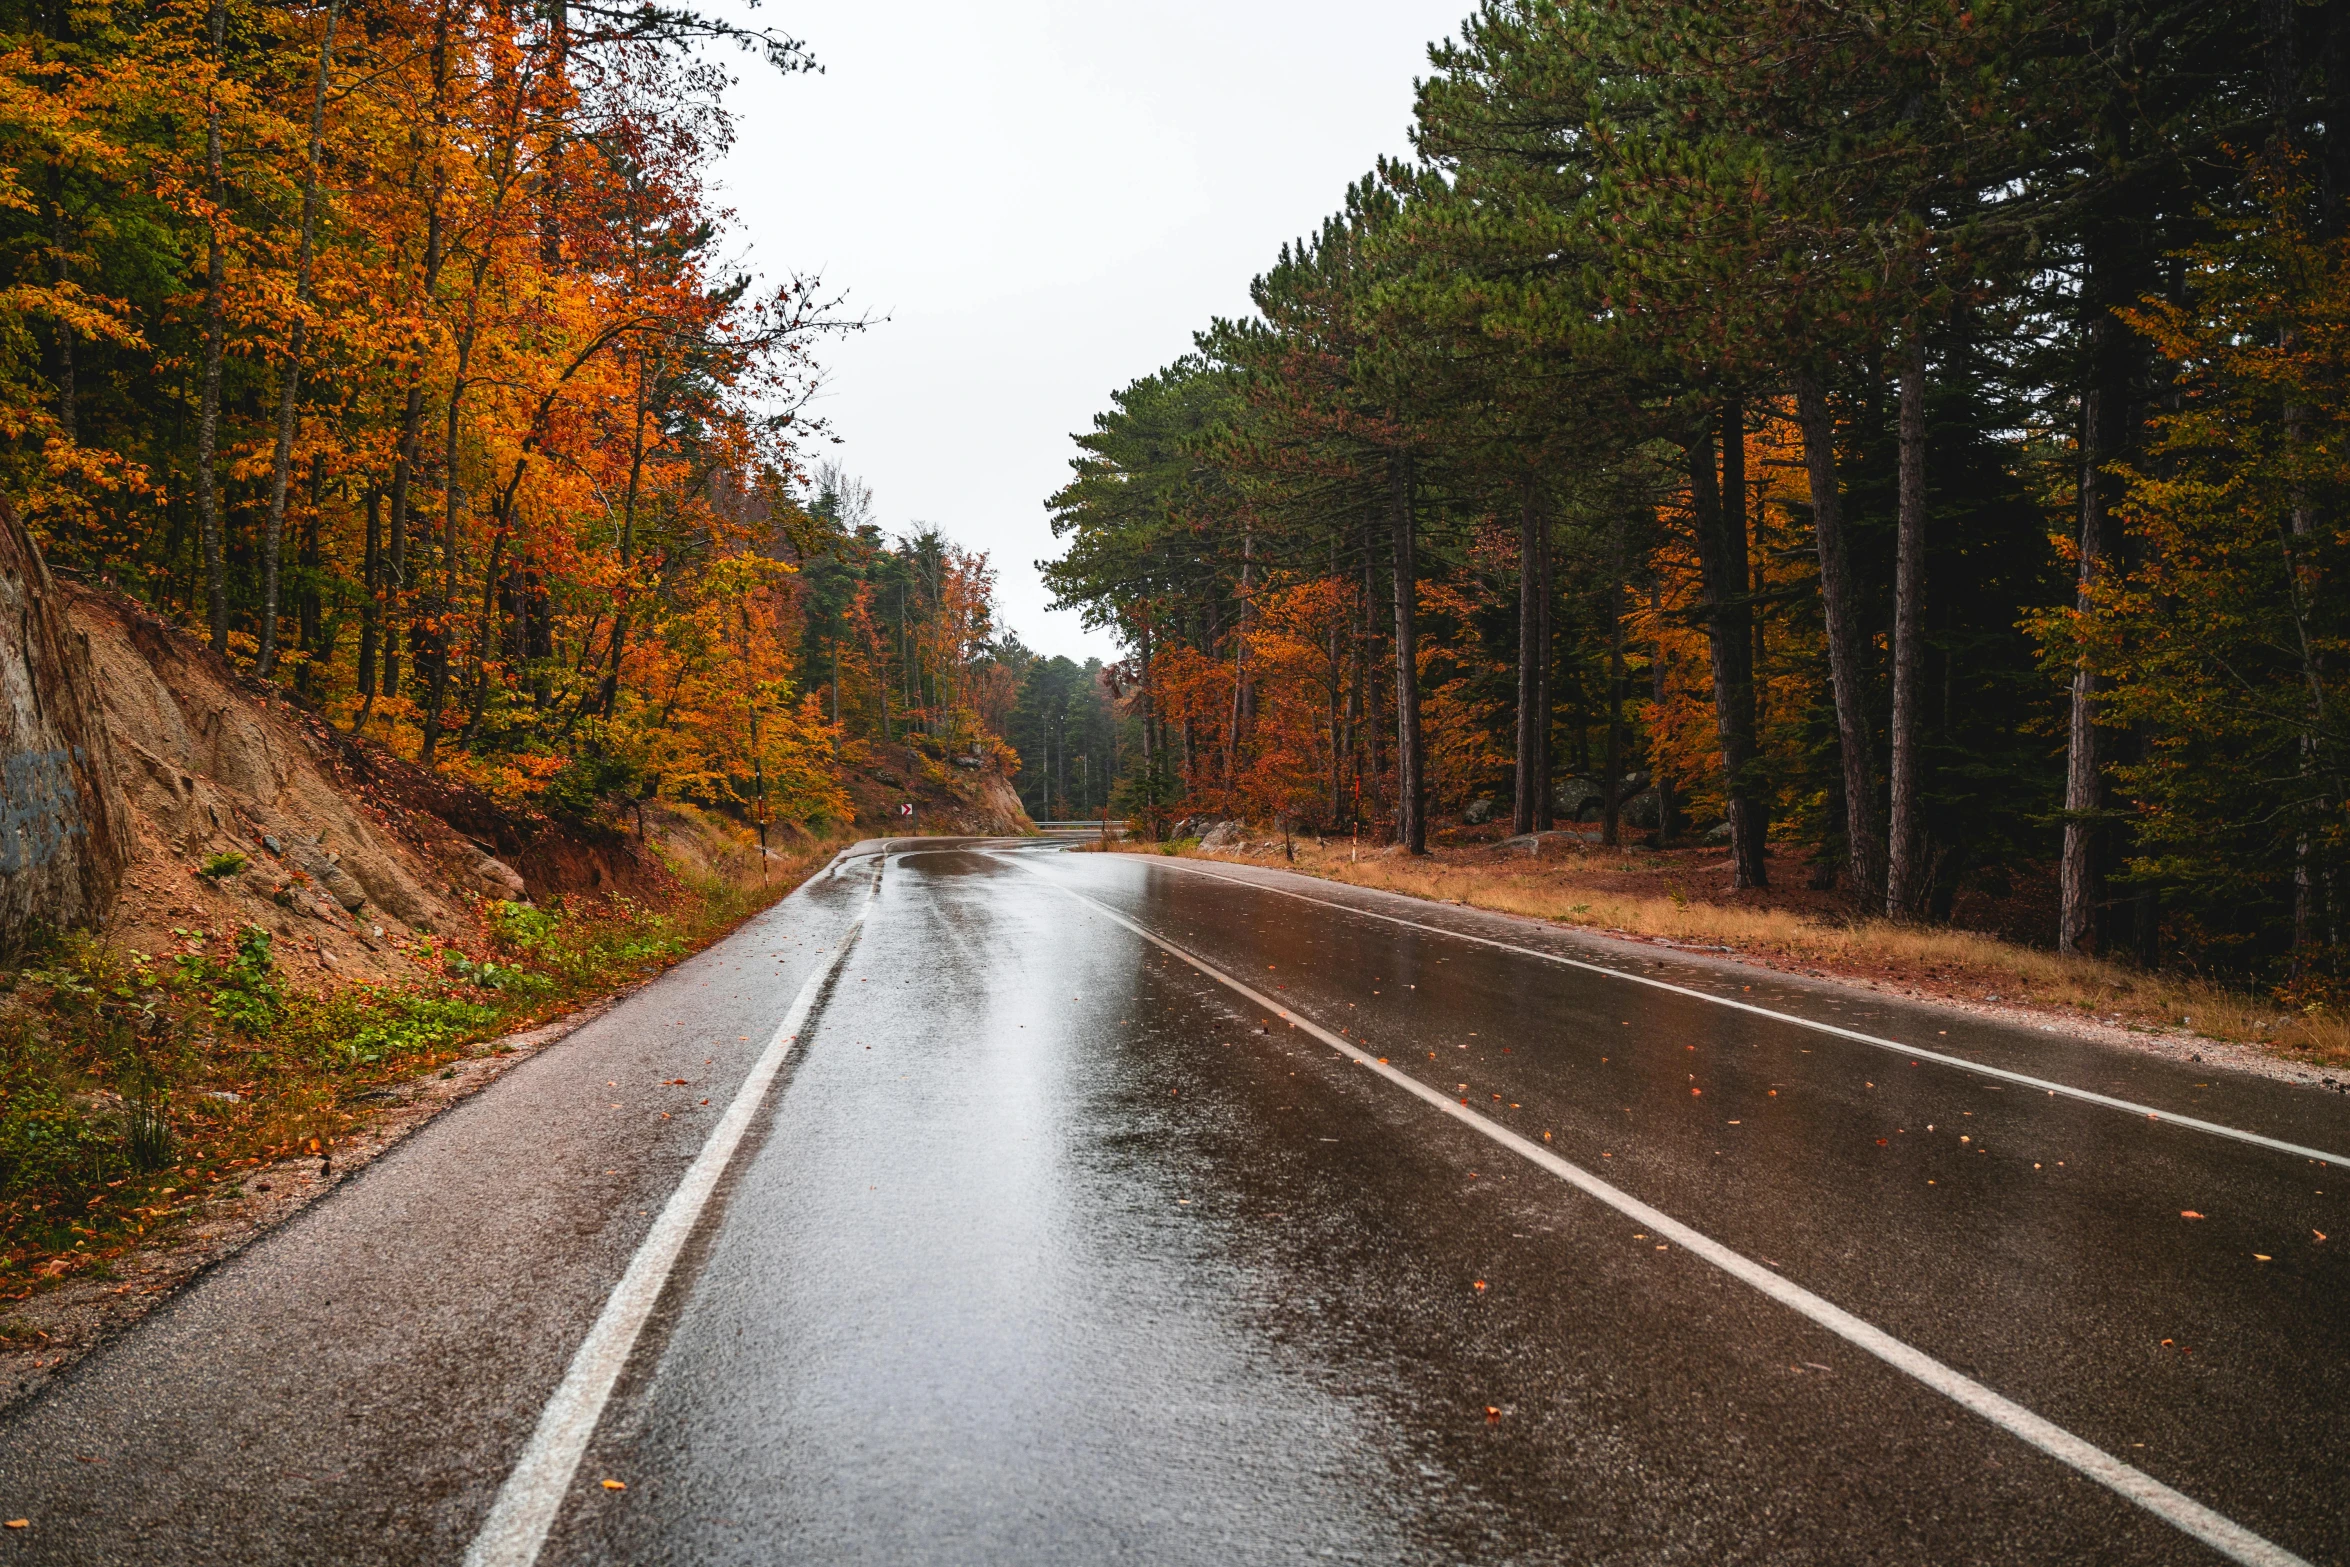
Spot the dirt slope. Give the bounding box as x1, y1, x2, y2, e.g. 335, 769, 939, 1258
840, 738, 1034, 837
71, 590, 747, 985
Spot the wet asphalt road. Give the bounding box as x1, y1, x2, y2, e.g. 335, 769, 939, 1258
3, 840, 2347, 1564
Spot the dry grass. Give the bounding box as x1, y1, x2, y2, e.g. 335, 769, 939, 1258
1115, 835, 2350, 1069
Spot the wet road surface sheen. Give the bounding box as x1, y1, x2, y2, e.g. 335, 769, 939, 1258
553, 845, 2344, 1565
3, 841, 2344, 1564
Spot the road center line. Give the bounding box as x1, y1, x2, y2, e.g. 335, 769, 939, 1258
1009, 861, 2313, 1567
462, 861, 880, 1567
1108, 854, 2348, 1169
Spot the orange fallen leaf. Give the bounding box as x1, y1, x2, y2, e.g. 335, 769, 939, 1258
601, 1479, 626, 1491
4, 1519, 25, 1529
2181, 1210, 2205, 1220
1484, 1406, 1501, 1423
1472, 1280, 1487, 1292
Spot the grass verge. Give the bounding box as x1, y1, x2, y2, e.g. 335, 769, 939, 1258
1110, 835, 2350, 1071
0, 834, 848, 1301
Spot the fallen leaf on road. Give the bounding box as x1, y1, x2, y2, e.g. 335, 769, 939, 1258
1876, 1139, 1888, 1146
2182, 1211, 2205, 1220
2317, 1231, 2328, 1242
601, 1479, 626, 1491
5, 1519, 25, 1529
2254, 1254, 2272, 1262
1473, 1280, 1487, 1292
1484, 1406, 1501, 1423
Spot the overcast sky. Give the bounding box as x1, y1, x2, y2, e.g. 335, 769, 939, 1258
715, 1, 1469, 662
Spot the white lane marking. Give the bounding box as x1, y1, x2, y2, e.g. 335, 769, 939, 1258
463, 866, 880, 1567
1093, 854, 2349, 1169
1008, 862, 2314, 1567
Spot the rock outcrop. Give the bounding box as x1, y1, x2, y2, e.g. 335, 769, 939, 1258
0, 505, 132, 940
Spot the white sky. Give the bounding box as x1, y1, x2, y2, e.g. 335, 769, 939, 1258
716, 1, 1470, 662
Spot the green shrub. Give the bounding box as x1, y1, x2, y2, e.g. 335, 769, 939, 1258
309, 991, 503, 1068
0, 1028, 122, 1201
445, 952, 551, 995
488, 899, 559, 955
185, 927, 282, 1036
197, 850, 249, 880
543, 753, 639, 819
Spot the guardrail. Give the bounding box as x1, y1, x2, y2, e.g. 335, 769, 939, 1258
1032, 819, 1131, 831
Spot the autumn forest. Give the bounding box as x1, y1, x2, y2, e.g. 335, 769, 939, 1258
1045, 0, 2350, 998
8, 0, 2349, 999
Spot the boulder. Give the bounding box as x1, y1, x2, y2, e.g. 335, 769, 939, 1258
1550, 776, 1603, 821
464, 850, 527, 902
1199, 821, 1245, 851
1463, 797, 1498, 826
286, 838, 369, 912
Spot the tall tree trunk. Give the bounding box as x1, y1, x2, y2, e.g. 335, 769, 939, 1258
1535, 496, 1554, 830
420, 257, 492, 763
2061, 275, 2134, 953
1691, 400, 1768, 888
1328, 534, 1345, 828
196, 0, 229, 651
384, 23, 451, 705
1886, 334, 1930, 916
594, 356, 653, 726
44, 165, 73, 447
1601, 570, 1626, 849
1225, 527, 1252, 783
1794, 371, 1884, 900
1649, 579, 1675, 846
1513, 481, 1545, 836
356, 484, 382, 701
1389, 454, 1425, 854
255, 0, 343, 678
384, 380, 425, 700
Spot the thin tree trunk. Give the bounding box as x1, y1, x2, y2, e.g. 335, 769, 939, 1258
1602, 571, 1626, 849
255, 0, 343, 678
1327, 533, 1344, 828
196, 0, 229, 650
1513, 481, 1544, 836
2062, 295, 2131, 953
1691, 401, 1768, 888
596, 357, 652, 723
1651, 578, 1675, 846
1886, 333, 1930, 916
1794, 370, 1884, 899
356, 486, 381, 701
1535, 497, 1554, 829
1225, 528, 1252, 784
1389, 454, 1424, 854
384, 16, 452, 704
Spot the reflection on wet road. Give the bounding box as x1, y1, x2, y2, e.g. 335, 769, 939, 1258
554, 844, 2346, 1566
